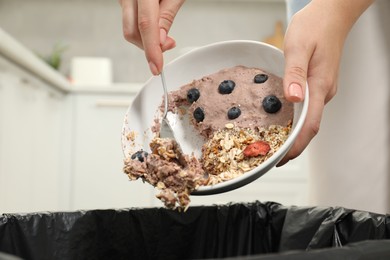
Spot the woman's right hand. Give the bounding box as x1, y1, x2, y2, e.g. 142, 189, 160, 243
119, 0, 185, 75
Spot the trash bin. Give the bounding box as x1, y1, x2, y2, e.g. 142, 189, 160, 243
0, 201, 389, 260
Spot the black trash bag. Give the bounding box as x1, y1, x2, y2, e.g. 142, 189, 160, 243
221, 240, 390, 260
0, 201, 389, 260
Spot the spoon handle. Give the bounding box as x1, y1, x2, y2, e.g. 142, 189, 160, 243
161, 70, 168, 119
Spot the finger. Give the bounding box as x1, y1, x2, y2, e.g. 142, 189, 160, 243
137, 0, 163, 75
161, 35, 176, 52
277, 83, 324, 166
158, 0, 185, 34
283, 36, 313, 103
121, 0, 143, 49
158, 0, 183, 53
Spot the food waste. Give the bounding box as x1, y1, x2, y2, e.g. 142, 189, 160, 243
123, 66, 293, 210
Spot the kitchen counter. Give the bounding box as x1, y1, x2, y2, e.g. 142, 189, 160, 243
0, 28, 72, 93
0, 27, 143, 95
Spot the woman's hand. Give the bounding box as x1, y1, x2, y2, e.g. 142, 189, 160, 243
119, 0, 185, 75
278, 0, 373, 166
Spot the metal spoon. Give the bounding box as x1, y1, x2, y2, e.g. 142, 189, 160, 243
159, 69, 206, 162
159, 70, 190, 166
159, 70, 176, 140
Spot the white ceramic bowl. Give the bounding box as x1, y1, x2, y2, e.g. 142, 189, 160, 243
122, 40, 309, 195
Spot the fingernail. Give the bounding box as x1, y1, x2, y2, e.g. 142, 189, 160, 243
288, 83, 303, 102
159, 28, 167, 45
149, 61, 159, 75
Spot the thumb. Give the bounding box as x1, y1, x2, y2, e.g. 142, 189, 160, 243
159, 28, 176, 52
283, 46, 309, 103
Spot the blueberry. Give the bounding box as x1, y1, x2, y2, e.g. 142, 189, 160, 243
193, 107, 205, 122
254, 74, 268, 84
131, 150, 148, 162
187, 88, 200, 103
227, 106, 241, 120
262, 95, 282, 113
218, 80, 235, 94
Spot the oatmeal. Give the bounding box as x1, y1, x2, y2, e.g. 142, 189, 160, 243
202, 122, 291, 185
123, 138, 207, 210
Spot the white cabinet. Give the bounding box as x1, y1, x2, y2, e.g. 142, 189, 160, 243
68, 89, 155, 210
0, 58, 67, 213
0, 55, 154, 213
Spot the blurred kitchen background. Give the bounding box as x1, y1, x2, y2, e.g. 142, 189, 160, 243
0, 0, 389, 214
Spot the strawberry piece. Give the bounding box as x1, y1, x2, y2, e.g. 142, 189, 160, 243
243, 141, 270, 157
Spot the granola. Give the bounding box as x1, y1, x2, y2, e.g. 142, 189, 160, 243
202, 122, 291, 185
